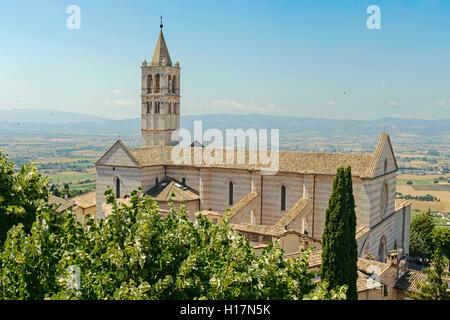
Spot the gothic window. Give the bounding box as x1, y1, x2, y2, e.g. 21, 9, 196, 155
146, 102, 151, 114
172, 76, 176, 94
378, 236, 387, 262
155, 102, 160, 114
380, 182, 388, 218
384, 158, 388, 174
228, 181, 234, 206
155, 74, 160, 93
181, 177, 186, 186
147, 74, 153, 93
115, 177, 121, 198
281, 185, 286, 211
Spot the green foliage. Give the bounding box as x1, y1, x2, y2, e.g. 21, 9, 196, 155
0, 149, 49, 244
409, 210, 435, 259
0, 186, 344, 300
432, 228, 450, 261
409, 250, 449, 300
406, 180, 413, 185
427, 149, 440, 157
320, 166, 358, 300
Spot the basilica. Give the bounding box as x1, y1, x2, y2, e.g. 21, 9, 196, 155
95, 26, 411, 264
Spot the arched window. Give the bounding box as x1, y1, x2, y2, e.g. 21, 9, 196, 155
380, 182, 388, 218
147, 74, 153, 93
384, 158, 388, 174
154, 102, 160, 114
181, 177, 186, 186
155, 74, 160, 93
146, 102, 151, 114
115, 177, 121, 198
168, 75, 172, 92
172, 76, 176, 94
228, 181, 234, 206
378, 236, 387, 262
281, 185, 286, 211
155, 177, 159, 185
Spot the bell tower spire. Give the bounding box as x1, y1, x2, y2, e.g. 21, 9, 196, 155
141, 20, 181, 147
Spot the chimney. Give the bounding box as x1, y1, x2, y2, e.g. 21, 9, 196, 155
387, 250, 398, 265
298, 235, 310, 250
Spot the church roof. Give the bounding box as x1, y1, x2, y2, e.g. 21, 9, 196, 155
146, 177, 199, 202
100, 133, 396, 179
151, 31, 172, 67
128, 146, 374, 178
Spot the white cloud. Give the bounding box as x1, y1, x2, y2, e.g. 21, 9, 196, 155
328, 100, 336, 105
381, 81, 387, 87
109, 89, 122, 94
211, 99, 278, 114
434, 98, 450, 106
115, 100, 137, 106
389, 101, 399, 106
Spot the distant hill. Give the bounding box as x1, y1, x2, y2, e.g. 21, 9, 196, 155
0, 110, 448, 146
0, 109, 109, 124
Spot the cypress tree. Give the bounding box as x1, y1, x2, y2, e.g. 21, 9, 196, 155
343, 166, 358, 300
320, 166, 358, 300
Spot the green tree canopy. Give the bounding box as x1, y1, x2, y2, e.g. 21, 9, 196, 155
409, 210, 435, 259
320, 166, 358, 300
432, 228, 450, 261
409, 250, 449, 300
0, 149, 49, 244
0, 187, 346, 300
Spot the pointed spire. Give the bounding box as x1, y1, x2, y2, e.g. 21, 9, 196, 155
151, 22, 172, 67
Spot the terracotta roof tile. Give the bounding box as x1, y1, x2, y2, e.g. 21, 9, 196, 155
125, 146, 374, 177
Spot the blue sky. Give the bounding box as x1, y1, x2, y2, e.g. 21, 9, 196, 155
0, 0, 449, 120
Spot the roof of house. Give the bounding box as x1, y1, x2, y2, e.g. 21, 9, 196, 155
357, 258, 391, 275
275, 198, 312, 229
230, 223, 287, 237
357, 271, 384, 292
101, 198, 172, 218
229, 192, 259, 220
72, 191, 96, 209
284, 249, 383, 292
48, 194, 75, 213
394, 270, 428, 293
146, 177, 200, 202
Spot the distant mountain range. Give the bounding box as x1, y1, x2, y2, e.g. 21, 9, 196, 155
0, 109, 107, 124
0, 109, 448, 145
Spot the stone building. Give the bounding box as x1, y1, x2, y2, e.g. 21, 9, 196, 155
95, 26, 411, 262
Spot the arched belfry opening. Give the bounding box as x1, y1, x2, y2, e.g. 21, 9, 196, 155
155, 74, 160, 93
228, 181, 234, 206
115, 177, 121, 198
147, 74, 153, 93
172, 75, 176, 94
281, 185, 286, 211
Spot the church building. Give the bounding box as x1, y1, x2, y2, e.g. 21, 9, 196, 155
95, 25, 411, 262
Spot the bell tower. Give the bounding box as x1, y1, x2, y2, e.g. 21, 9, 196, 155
141, 20, 180, 147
